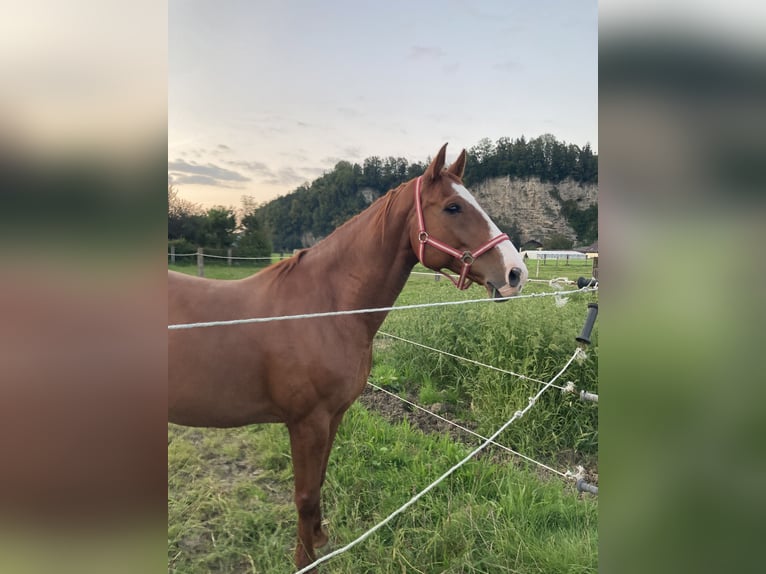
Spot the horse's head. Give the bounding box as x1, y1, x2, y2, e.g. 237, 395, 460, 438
410, 143, 528, 299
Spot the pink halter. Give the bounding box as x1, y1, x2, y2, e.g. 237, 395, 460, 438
414, 176, 510, 290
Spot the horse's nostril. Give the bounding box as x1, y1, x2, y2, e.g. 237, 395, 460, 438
508, 267, 522, 287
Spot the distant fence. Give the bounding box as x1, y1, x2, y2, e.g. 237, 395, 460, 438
169, 246, 599, 280
168, 246, 287, 277
523, 252, 598, 279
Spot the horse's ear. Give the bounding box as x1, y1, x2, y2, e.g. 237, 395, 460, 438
446, 149, 467, 179
423, 143, 448, 182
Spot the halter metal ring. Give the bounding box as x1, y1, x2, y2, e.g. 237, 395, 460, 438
418, 231, 429, 243
460, 252, 475, 265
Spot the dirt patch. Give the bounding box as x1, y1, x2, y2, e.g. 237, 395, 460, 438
168, 425, 293, 506
358, 385, 478, 441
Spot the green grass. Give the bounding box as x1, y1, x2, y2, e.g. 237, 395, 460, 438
168, 263, 265, 280
375, 267, 598, 464
168, 259, 598, 573
169, 407, 597, 574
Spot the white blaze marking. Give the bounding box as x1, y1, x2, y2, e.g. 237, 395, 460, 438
451, 182, 528, 285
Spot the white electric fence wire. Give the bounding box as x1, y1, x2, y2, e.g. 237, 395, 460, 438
168, 253, 293, 260
376, 331, 561, 390
366, 381, 568, 479
168, 287, 597, 330
292, 347, 583, 574
528, 277, 577, 285
201, 253, 286, 260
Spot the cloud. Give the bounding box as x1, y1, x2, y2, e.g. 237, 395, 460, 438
262, 166, 310, 187
342, 145, 362, 158
336, 106, 361, 118
168, 173, 227, 186
168, 158, 251, 187
493, 59, 523, 72
170, 153, 336, 192
224, 159, 272, 174
244, 114, 292, 137
301, 166, 327, 178
279, 149, 309, 163
321, 144, 362, 165
408, 45, 445, 60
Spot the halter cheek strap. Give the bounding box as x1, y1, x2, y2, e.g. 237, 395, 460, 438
414, 176, 510, 290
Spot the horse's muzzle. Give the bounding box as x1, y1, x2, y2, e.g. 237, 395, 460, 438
487, 266, 527, 301
487, 282, 516, 302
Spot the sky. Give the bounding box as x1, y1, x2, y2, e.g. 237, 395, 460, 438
169, 0, 598, 209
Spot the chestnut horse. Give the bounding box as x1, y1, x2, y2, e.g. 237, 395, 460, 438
168, 144, 528, 571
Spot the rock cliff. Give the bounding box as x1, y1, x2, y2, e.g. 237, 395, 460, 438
472, 176, 598, 245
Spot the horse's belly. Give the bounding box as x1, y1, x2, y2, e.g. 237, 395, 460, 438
168, 378, 281, 428
168, 404, 281, 428
168, 351, 281, 427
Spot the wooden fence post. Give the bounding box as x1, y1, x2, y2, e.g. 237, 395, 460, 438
592, 256, 599, 280
170, 245, 175, 264
197, 247, 204, 277
227, 247, 232, 266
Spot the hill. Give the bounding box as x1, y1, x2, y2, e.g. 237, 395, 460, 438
255, 135, 597, 251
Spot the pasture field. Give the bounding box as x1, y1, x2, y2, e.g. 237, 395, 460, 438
168, 259, 598, 573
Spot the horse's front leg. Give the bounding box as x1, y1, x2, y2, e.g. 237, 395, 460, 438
287, 413, 331, 571
312, 410, 345, 549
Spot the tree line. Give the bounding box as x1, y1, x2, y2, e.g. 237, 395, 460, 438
168, 186, 272, 258
256, 134, 597, 251
462, 134, 597, 187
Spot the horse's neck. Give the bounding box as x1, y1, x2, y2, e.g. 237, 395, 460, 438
305, 184, 417, 330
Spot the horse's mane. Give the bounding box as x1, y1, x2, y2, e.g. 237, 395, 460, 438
269, 248, 308, 279
371, 181, 409, 243
265, 180, 411, 282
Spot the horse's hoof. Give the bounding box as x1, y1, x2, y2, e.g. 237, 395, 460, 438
294, 547, 316, 571
314, 523, 330, 548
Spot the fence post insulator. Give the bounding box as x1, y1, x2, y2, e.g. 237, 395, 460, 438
576, 478, 599, 495
576, 303, 598, 345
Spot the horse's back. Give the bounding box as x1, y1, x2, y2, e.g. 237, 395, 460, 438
169, 270, 236, 321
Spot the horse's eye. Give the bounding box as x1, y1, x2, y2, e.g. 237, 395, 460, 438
444, 203, 461, 214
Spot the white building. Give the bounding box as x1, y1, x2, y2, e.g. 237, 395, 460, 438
520, 250, 587, 261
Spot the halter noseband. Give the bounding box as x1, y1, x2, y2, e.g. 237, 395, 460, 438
414, 176, 510, 290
